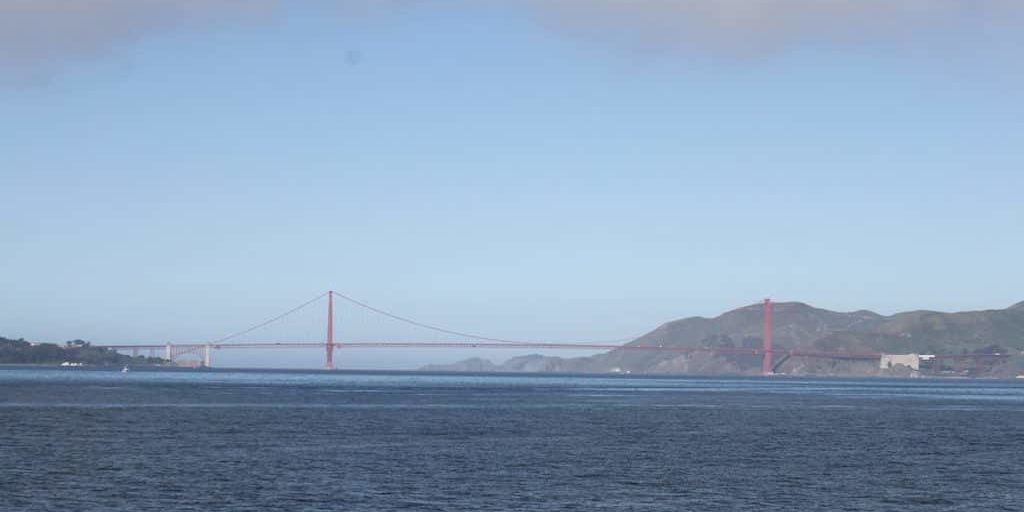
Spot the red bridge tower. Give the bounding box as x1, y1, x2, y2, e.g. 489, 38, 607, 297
762, 298, 773, 376
325, 290, 335, 370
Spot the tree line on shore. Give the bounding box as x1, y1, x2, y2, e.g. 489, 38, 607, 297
0, 336, 165, 366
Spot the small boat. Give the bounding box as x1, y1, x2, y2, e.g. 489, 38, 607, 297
121, 366, 130, 373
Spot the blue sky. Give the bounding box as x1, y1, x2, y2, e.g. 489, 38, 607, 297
2, 1, 1022, 368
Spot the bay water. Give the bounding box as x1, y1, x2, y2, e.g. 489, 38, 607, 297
2, 369, 1022, 511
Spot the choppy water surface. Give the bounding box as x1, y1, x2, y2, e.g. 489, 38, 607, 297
2, 370, 1022, 511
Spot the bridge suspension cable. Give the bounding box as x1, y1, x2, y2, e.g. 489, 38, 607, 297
208, 289, 641, 349
329, 290, 640, 345
212, 291, 328, 344
330, 290, 529, 344
91, 291, 1013, 372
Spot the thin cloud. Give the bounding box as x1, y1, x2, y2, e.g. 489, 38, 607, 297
0, 0, 414, 85
0, 0, 276, 84
3, 0, 1023, 85
527, 0, 1024, 58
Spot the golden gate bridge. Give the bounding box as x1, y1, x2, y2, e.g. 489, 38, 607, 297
93, 291, 1007, 375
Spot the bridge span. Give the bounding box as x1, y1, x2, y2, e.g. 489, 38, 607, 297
92, 291, 1009, 374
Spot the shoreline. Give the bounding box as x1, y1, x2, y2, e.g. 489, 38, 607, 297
1, 364, 1020, 382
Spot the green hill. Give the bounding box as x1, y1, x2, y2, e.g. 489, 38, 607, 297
426, 300, 1024, 377
0, 336, 165, 366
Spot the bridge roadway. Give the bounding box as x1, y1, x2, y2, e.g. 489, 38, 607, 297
96, 340, 879, 358
94, 340, 1010, 366
81, 293, 1012, 371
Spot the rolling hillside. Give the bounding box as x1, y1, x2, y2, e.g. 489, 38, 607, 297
424, 301, 1024, 376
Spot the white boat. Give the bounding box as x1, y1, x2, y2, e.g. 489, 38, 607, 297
121, 366, 130, 373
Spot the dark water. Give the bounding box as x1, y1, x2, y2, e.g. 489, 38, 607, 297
2, 370, 1023, 511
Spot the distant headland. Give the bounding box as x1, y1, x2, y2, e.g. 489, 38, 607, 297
0, 337, 166, 367
424, 300, 1024, 378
